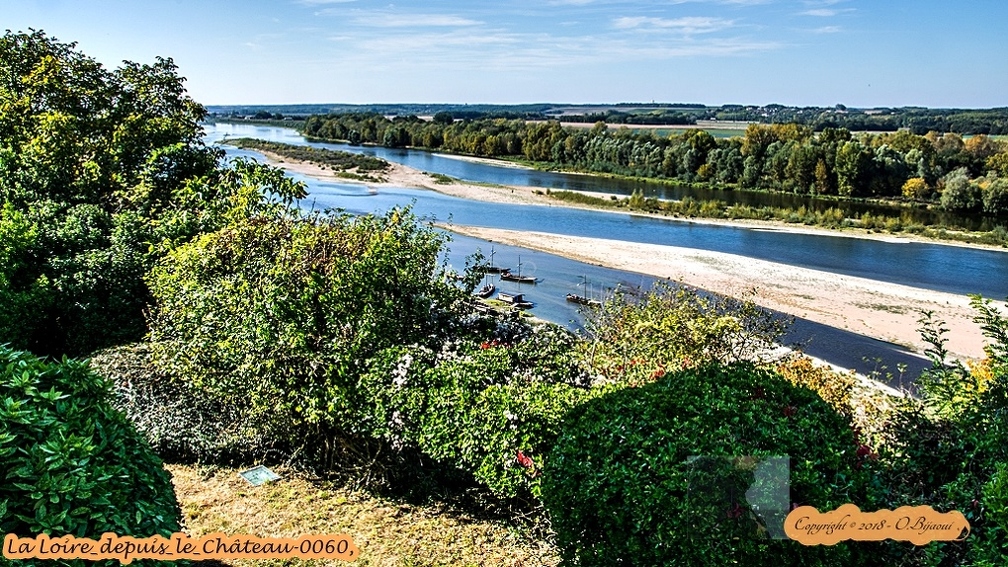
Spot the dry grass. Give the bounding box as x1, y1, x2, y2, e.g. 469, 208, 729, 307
168, 464, 559, 567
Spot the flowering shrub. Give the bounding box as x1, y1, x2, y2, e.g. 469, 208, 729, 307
356, 322, 594, 499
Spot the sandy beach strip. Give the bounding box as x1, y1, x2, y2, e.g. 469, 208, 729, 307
444, 225, 1000, 362
247, 147, 1004, 361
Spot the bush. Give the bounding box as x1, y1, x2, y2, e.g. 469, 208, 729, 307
91, 343, 285, 465
146, 208, 466, 456
874, 298, 1008, 565
357, 323, 594, 499
542, 362, 876, 567
581, 283, 788, 385
0, 346, 181, 561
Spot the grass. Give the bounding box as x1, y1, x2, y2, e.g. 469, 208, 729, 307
169, 464, 558, 567
426, 172, 456, 185
854, 302, 909, 314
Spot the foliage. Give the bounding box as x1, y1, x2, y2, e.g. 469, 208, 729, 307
0, 345, 181, 566
579, 282, 789, 385
145, 208, 465, 454
301, 112, 1008, 216
940, 168, 983, 213
542, 362, 876, 567
902, 177, 931, 200
357, 322, 594, 499
0, 30, 289, 357
869, 297, 1008, 565
90, 343, 283, 465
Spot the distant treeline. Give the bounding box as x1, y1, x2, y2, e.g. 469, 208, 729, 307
712, 105, 1008, 135
213, 103, 1008, 135
302, 113, 1008, 216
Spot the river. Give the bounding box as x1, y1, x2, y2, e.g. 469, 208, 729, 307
203, 122, 1008, 382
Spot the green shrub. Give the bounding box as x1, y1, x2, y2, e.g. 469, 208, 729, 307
91, 343, 283, 465
0, 346, 181, 564
581, 283, 788, 385
146, 208, 466, 454
542, 363, 876, 567
874, 298, 1008, 565
357, 322, 594, 499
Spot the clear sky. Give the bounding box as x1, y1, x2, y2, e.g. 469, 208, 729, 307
4, 0, 1007, 108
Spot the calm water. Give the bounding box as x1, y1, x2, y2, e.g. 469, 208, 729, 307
205, 122, 1004, 230
208, 124, 1008, 379
208, 123, 1008, 300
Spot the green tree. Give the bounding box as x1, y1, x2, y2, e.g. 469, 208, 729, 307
939, 168, 982, 212
835, 140, 870, 197
982, 177, 1008, 215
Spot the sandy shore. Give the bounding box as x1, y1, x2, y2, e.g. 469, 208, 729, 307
445, 226, 999, 361
252, 149, 1003, 361
255, 147, 1008, 250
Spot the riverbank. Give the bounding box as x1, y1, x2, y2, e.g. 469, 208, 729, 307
248, 145, 1008, 253
244, 147, 1003, 361
445, 226, 997, 362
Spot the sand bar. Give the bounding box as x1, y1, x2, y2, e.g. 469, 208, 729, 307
247, 147, 1005, 361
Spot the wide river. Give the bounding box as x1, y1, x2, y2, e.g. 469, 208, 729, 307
204, 122, 1008, 381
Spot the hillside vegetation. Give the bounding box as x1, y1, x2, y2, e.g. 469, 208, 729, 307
3, 30, 1008, 567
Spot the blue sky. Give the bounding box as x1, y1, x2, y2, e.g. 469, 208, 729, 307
5, 0, 1007, 107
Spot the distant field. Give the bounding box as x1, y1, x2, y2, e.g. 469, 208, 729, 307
545, 119, 750, 138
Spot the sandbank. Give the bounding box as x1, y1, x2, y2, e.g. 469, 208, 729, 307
250, 148, 1004, 361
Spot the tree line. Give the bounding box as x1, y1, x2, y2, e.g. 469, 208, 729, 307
302, 113, 1008, 216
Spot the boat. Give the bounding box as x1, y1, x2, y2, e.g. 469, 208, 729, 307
476, 283, 496, 298
498, 292, 534, 309
479, 245, 509, 274
565, 293, 601, 307
500, 270, 537, 284
499, 255, 537, 284
566, 275, 602, 307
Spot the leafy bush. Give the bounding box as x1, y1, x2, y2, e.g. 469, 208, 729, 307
542, 362, 876, 567
357, 322, 594, 499
0, 346, 181, 555
146, 208, 465, 454
871, 297, 1008, 565
91, 344, 284, 465
580, 282, 789, 385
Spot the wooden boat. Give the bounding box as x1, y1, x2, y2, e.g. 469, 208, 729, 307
499, 255, 537, 284
479, 245, 509, 274
565, 293, 602, 307
476, 283, 496, 298
566, 275, 601, 306
498, 292, 534, 309
500, 270, 536, 284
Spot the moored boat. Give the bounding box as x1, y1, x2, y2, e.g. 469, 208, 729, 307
500, 269, 537, 284
498, 292, 534, 309
565, 293, 602, 307
476, 283, 496, 298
